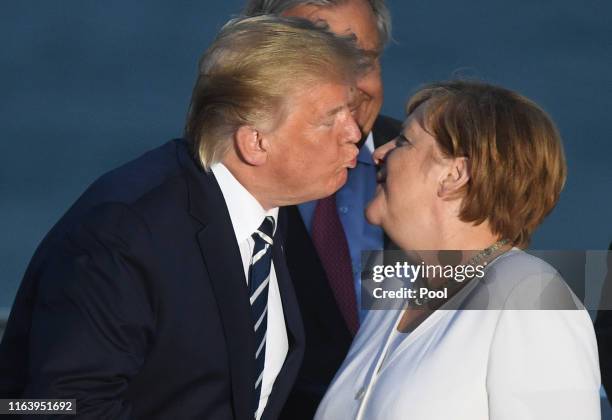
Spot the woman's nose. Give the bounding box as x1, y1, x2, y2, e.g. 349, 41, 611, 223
372, 138, 397, 165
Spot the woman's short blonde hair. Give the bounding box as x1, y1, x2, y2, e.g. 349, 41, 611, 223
184, 15, 370, 169
407, 81, 567, 248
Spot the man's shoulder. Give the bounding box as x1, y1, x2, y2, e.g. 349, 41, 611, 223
42, 139, 196, 246
84, 139, 184, 204
372, 114, 402, 148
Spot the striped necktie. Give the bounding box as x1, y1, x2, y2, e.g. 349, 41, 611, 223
249, 215, 275, 417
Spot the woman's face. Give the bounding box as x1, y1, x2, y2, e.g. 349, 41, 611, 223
366, 106, 451, 250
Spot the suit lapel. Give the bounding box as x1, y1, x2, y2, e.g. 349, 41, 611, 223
284, 205, 350, 333
372, 114, 402, 148
178, 141, 254, 420
197, 225, 254, 420
261, 211, 305, 420
273, 210, 304, 344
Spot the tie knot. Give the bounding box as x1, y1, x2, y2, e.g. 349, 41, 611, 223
253, 216, 275, 245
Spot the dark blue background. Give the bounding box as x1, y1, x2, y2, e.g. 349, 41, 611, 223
1, 0, 611, 309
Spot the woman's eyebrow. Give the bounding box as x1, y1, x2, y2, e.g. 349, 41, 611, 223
399, 130, 413, 141
395, 133, 411, 145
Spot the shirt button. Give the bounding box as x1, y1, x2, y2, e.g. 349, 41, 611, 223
339, 206, 349, 214
355, 387, 366, 400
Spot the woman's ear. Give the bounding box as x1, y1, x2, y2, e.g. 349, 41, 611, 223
438, 157, 470, 198
234, 125, 268, 166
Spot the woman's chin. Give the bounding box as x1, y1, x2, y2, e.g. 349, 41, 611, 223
365, 202, 382, 226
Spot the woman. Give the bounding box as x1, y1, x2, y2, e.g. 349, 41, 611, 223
315, 81, 601, 419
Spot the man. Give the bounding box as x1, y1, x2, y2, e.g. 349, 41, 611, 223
244, 1, 401, 418
0, 16, 368, 419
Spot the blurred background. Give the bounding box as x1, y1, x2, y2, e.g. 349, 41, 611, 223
1, 0, 611, 412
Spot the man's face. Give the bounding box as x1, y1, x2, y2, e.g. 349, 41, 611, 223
283, 0, 384, 136
263, 81, 361, 204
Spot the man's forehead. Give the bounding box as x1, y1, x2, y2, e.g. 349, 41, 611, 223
290, 82, 351, 114
308, 81, 349, 101
281, 1, 380, 52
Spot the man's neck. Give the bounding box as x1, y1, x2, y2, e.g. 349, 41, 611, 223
221, 156, 277, 211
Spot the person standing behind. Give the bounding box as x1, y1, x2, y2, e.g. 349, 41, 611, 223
243, 1, 401, 418
0, 16, 368, 420
595, 240, 612, 406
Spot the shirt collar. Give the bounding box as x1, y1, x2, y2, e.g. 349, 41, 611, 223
211, 163, 278, 244
357, 132, 375, 165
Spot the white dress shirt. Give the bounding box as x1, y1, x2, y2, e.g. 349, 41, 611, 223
315, 249, 601, 420
211, 163, 289, 420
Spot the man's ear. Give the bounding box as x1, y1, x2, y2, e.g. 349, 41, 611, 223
234, 125, 268, 166
438, 157, 470, 198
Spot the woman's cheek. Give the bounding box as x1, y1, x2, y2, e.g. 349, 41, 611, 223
365, 192, 385, 226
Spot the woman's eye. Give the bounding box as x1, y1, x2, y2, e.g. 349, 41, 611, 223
396, 134, 412, 147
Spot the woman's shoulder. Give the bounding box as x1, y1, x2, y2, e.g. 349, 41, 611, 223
486, 248, 557, 277
468, 249, 583, 310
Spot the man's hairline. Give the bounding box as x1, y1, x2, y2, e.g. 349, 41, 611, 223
257, 75, 354, 136
279, 0, 384, 52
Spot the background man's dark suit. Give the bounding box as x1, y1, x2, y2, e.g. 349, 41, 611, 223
595, 240, 612, 406
280, 115, 401, 419
0, 139, 304, 419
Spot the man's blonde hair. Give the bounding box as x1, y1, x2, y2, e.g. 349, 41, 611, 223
184, 15, 369, 169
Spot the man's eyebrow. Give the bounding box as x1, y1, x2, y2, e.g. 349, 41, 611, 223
364, 47, 382, 58
325, 105, 345, 117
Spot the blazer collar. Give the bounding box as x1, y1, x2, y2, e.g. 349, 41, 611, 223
177, 139, 255, 419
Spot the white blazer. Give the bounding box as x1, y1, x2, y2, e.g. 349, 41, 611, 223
315, 249, 601, 420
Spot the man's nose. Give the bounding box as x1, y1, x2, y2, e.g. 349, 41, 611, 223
344, 114, 361, 144
372, 138, 397, 165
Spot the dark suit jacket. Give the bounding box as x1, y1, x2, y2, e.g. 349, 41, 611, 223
595, 241, 612, 405
0, 139, 305, 419
280, 115, 401, 419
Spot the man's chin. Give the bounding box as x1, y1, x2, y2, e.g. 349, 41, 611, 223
289, 172, 348, 204
357, 113, 378, 137
333, 168, 349, 191
357, 124, 372, 140
316, 170, 349, 200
